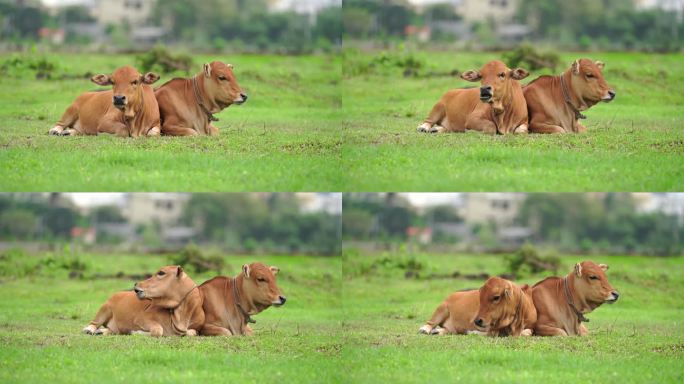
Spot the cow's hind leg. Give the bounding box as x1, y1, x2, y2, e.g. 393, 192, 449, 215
50, 103, 79, 135
534, 324, 568, 336
419, 302, 449, 335
201, 324, 232, 336
83, 302, 113, 335
418, 101, 445, 133
465, 117, 497, 135
513, 124, 528, 134
528, 122, 566, 134
161, 123, 199, 136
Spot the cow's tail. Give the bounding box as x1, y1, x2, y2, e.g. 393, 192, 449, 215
419, 302, 449, 334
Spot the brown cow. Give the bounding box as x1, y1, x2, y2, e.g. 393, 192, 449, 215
154, 61, 247, 136
199, 262, 286, 336
532, 261, 619, 336
49, 66, 161, 137
524, 59, 616, 133
418, 278, 535, 336
417, 60, 529, 134
82, 266, 204, 337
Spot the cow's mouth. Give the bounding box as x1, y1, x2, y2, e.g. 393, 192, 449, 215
113, 103, 126, 111
480, 95, 492, 102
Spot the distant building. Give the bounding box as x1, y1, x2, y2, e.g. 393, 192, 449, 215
460, 193, 525, 226
122, 193, 190, 226
92, 0, 155, 27
270, 0, 340, 14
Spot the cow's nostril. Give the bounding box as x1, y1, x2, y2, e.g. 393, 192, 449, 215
240, 93, 248, 100
612, 291, 619, 299
279, 295, 286, 304
474, 318, 484, 327
608, 90, 616, 99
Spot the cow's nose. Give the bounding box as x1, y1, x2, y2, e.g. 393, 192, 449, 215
480, 86, 492, 100
240, 93, 248, 102
608, 90, 616, 100
612, 291, 620, 300
113, 95, 126, 105
278, 295, 286, 304
474, 318, 484, 327
133, 286, 142, 294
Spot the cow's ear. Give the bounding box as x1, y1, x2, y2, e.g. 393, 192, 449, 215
510, 68, 529, 80
595, 61, 605, 70
242, 264, 250, 278
599, 263, 609, 271
460, 70, 482, 82
571, 60, 581, 75
504, 288, 512, 299
91, 74, 112, 86
142, 72, 160, 85
227, 63, 234, 70
203, 63, 212, 78
270, 266, 280, 275
574, 263, 582, 277
176, 266, 183, 278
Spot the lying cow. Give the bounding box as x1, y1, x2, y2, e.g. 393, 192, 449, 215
154, 61, 247, 136
199, 262, 286, 336
532, 261, 619, 336
49, 66, 161, 137
417, 60, 529, 134
82, 266, 204, 336
418, 277, 535, 336
523, 59, 616, 133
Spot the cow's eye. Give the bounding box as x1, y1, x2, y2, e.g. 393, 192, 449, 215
218, 76, 227, 81
492, 295, 500, 301
157, 271, 165, 276
589, 275, 599, 280
586, 73, 594, 78
131, 80, 139, 85
257, 277, 266, 283
498, 73, 505, 79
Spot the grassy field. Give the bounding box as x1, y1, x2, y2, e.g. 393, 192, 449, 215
341, 251, 684, 383
341, 51, 684, 191
0, 53, 341, 191
0, 251, 342, 383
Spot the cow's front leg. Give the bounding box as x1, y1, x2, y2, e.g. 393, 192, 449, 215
207, 124, 219, 136
97, 121, 129, 137
161, 123, 199, 136
146, 126, 161, 137
417, 122, 432, 133
579, 324, 589, 336
49, 125, 65, 135
465, 117, 497, 135
574, 121, 587, 133
513, 124, 528, 134
534, 324, 568, 336
244, 325, 253, 336
521, 328, 533, 336
200, 324, 232, 336
529, 122, 566, 134
186, 329, 198, 336
148, 323, 164, 337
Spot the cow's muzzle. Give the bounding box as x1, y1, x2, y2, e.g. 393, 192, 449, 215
479, 86, 493, 102
474, 318, 486, 328
273, 295, 286, 306
134, 286, 145, 299
234, 93, 248, 105
602, 90, 616, 102
606, 291, 619, 304
113, 95, 127, 109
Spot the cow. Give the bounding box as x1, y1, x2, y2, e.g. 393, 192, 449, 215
532, 261, 619, 336
48, 66, 161, 137
418, 277, 535, 337
154, 61, 247, 136
82, 266, 204, 337
417, 60, 529, 134
523, 59, 616, 133
199, 262, 286, 336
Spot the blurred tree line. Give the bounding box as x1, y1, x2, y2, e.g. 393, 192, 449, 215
0, 194, 340, 256
343, 193, 682, 256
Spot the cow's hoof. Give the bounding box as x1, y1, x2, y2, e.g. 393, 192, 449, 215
83, 325, 97, 335
418, 325, 432, 334
186, 329, 197, 337
60, 130, 72, 136
147, 127, 161, 137
521, 329, 533, 336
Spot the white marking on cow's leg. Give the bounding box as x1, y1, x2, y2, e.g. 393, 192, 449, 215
131, 330, 151, 336
466, 330, 487, 336
147, 126, 161, 137
83, 324, 98, 334
521, 328, 533, 336
417, 122, 432, 133
49, 125, 65, 135
428, 125, 445, 133
186, 329, 197, 337
149, 324, 164, 337
94, 328, 112, 336
61, 128, 77, 136
418, 324, 433, 334
513, 124, 528, 134
434, 328, 448, 335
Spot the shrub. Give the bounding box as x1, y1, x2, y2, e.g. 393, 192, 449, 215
168, 245, 224, 274
136, 46, 194, 75
507, 243, 561, 277
502, 44, 560, 71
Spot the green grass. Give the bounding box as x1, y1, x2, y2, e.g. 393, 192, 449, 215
341, 51, 684, 191
0, 53, 341, 191
341, 251, 684, 383
0, 252, 342, 383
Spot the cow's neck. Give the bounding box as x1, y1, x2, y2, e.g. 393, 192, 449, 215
169, 287, 201, 334
122, 86, 147, 128
566, 274, 594, 315
194, 75, 221, 114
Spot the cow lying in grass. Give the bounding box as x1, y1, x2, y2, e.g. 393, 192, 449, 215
532, 261, 619, 336
49, 66, 161, 137
417, 60, 529, 134
418, 277, 536, 337
82, 265, 203, 336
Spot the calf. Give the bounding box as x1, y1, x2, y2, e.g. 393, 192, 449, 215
532, 261, 619, 336
199, 262, 286, 336
154, 61, 247, 136
82, 266, 204, 337
49, 66, 161, 137
418, 278, 534, 336
417, 60, 529, 134
524, 59, 616, 133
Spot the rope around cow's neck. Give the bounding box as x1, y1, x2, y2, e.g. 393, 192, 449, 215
231, 276, 256, 324
563, 276, 589, 323
191, 76, 219, 122
560, 74, 587, 120
168, 284, 198, 313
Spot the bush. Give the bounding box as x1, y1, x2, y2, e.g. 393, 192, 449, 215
502, 43, 560, 71
136, 46, 194, 75
507, 243, 561, 277
0, 54, 58, 79
168, 245, 224, 274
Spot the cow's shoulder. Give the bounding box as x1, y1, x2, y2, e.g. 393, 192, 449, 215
155, 77, 188, 92
532, 276, 560, 288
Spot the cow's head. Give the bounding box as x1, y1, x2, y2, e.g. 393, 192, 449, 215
133, 265, 195, 308
461, 60, 529, 114
91, 66, 160, 118
201, 61, 247, 110
571, 261, 619, 308
568, 59, 616, 107
241, 262, 286, 310
474, 277, 526, 332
